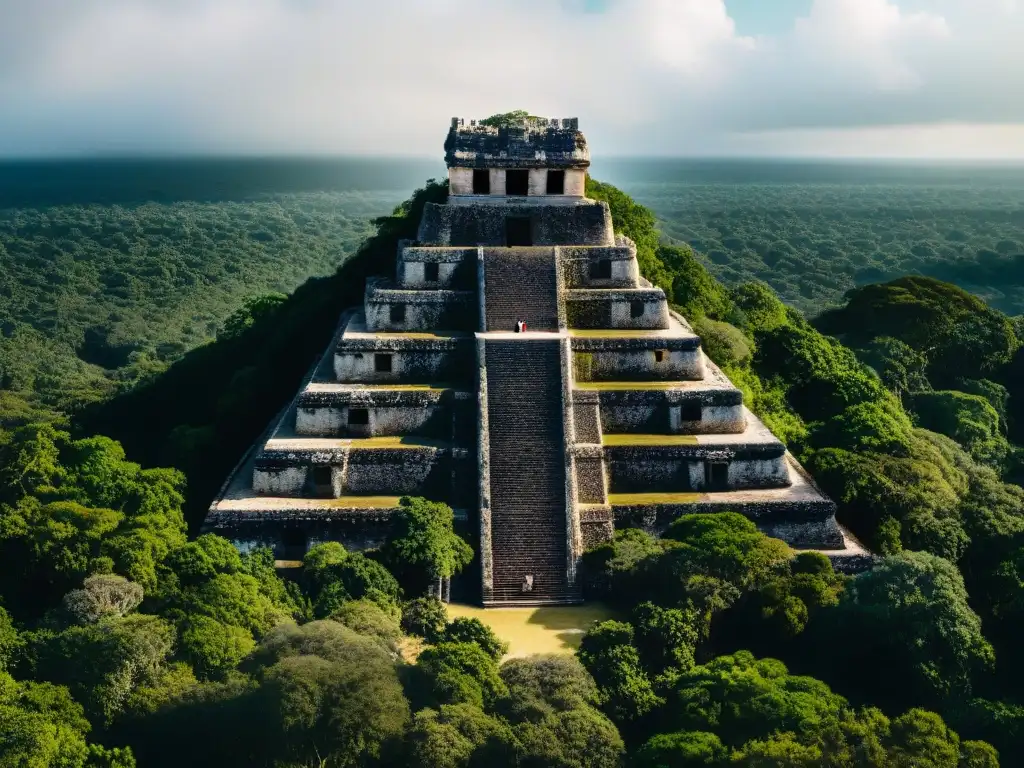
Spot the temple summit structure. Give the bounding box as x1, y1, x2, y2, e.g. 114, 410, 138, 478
204, 116, 870, 606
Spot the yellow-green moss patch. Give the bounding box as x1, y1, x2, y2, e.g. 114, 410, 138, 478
602, 434, 699, 446
326, 495, 404, 508
576, 381, 684, 391
609, 492, 703, 505
347, 436, 448, 449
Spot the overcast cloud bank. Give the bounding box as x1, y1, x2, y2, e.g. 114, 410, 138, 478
0, 0, 1021, 158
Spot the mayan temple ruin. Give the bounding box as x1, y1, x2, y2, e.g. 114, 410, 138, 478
204, 116, 868, 606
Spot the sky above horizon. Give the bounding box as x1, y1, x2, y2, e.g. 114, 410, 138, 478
1, 0, 1022, 159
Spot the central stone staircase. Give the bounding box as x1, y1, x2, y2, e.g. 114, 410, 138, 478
484, 340, 577, 604
483, 248, 559, 332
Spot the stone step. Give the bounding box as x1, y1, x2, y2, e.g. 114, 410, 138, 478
484, 339, 572, 604
483, 247, 560, 332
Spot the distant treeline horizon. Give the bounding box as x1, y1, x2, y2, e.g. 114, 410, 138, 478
3, 156, 1024, 207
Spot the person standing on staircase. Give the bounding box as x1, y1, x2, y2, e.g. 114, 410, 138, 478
515, 319, 523, 333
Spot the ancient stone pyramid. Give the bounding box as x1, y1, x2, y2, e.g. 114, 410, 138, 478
205, 117, 869, 606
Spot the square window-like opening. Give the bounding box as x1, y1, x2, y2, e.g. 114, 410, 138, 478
654, 349, 666, 363
374, 353, 393, 373
590, 258, 612, 280
473, 169, 490, 194
630, 300, 645, 318
390, 304, 406, 323
546, 170, 566, 195
680, 402, 703, 422
312, 465, 332, 487
347, 408, 369, 426
506, 217, 533, 247
424, 262, 439, 282
708, 461, 729, 491
506, 169, 530, 196
282, 526, 308, 549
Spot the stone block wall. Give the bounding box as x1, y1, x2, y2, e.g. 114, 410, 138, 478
334, 345, 471, 383
295, 404, 449, 438
397, 246, 477, 289
574, 348, 705, 381
606, 453, 790, 493
560, 244, 640, 288
253, 448, 468, 498
590, 390, 746, 435
572, 391, 603, 443
447, 167, 591, 201
579, 505, 614, 549
363, 283, 477, 332
253, 466, 309, 496
566, 289, 670, 330
669, 404, 746, 434
417, 201, 615, 247
574, 456, 608, 504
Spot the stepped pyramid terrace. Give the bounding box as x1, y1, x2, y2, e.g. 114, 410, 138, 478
204, 116, 871, 606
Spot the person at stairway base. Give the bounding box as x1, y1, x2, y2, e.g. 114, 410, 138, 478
515, 319, 524, 333
522, 574, 534, 593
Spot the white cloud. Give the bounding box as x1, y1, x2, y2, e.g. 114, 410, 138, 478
0, 0, 1021, 156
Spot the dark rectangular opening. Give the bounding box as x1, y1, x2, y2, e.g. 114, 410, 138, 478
389, 304, 406, 324
374, 353, 393, 373
654, 349, 666, 363
680, 402, 703, 422
505, 217, 533, 247
546, 170, 565, 195
590, 258, 612, 280
281, 526, 309, 549
424, 262, 439, 282
312, 465, 332, 487
708, 461, 729, 491
630, 300, 646, 318
473, 169, 490, 194
505, 169, 529, 196
347, 408, 369, 425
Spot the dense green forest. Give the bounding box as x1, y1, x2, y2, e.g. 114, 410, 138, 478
0, 192, 394, 415
2, 165, 1024, 765
623, 178, 1024, 317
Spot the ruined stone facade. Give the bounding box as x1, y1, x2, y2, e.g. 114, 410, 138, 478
204, 117, 871, 605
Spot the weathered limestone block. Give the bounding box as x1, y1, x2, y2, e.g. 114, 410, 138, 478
253, 466, 308, 496
572, 391, 602, 444
560, 242, 640, 288
579, 505, 615, 549
417, 201, 614, 247
566, 288, 670, 330
295, 404, 445, 438
446, 117, 590, 169
606, 446, 790, 493
588, 388, 746, 435
334, 337, 473, 384
571, 334, 706, 382
295, 388, 468, 439
574, 456, 608, 504
364, 280, 476, 332
254, 446, 468, 498
344, 450, 448, 496
397, 245, 478, 289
